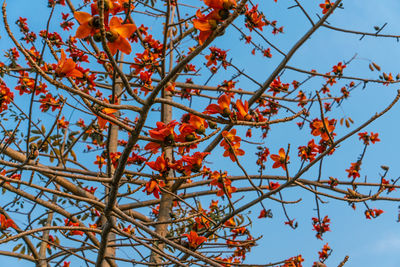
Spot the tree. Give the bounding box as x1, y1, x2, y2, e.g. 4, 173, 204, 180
0, 0, 399, 266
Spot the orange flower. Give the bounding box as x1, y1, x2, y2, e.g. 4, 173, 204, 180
235, 99, 252, 121
182, 152, 209, 173
146, 152, 170, 175
97, 107, 117, 129
298, 139, 319, 162
222, 142, 245, 162
64, 219, 84, 236
143, 179, 165, 199
220, 129, 241, 146
346, 162, 361, 179
319, 0, 332, 14
144, 121, 178, 153
123, 225, 135, 234
270, 148, 289, 170
183, 231, 207, 249
193, 10, 220, 45
55, 50, 83, 78
220, 129, 245, 162
94, 155, 106, 169
106, 16, 136, 55
205, 94, 231, 117
204, 0, 236, 10
57, 116, 69, 129
210, 171, 237, 198
358, 132, 380, 145
310, 118, 335, 141
188, 115, 208, 134
0, 214, 16, 230
74, 11, 100, 39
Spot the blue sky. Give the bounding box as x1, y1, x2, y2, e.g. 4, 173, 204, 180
1, 0, 400, 266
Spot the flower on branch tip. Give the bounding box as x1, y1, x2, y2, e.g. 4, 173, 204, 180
143, 179, 166, 199
270, 148, 289, 170
319, 0, 332, 14
74, 11, 100, 39
365, 208, 384, 219
205, 94, 231, 117
310, 118, 336, 142
220, 129, 245, 162
358, 132, 380, 145
235, 99, 252, 121
346, 161, 361, 179
55, 49, 83, 78
64, 219, 84, 236
144, 121, 178, 153
97, 107, 117, 129
106, 16, 137, 55
183, 230, 207, 249
193, 10, 220, 45
332, 62, 346, 76
210, 171, 237, 198
318, 243, 331, 261
298, 139, 319, 162
258, 209, 272, 219
312, 215, 330, 240
0, 214, 16, 230
146, 152, 170, 175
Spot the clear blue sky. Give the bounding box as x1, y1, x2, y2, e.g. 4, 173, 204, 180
1, 0, 400, 266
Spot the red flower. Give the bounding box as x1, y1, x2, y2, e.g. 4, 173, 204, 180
332, 62, 346, 76
55, 49, 83, 78
106, 16, 137, 55
268, 77, 289, 96
144, 121, 178, 153
310, 118, 336, 141
57, 116, 69, 129
267, 181, 280, 190
319, 1, 332, 14
183, 231, 207, 249
358, 132, 380, 145
64, 219, 84, 236
258, 209, 272, 219
220, 129, 245, 162
298, 139, 319, 162
181, 152, 209, 173
346, 162, 361, 179
365, 208, 384, 219
244, 4, 266, 32
318, 243, 331, 261
146, 153, 170, 175
210, 171, 237, 198
204, 94, 231, 117
235, 99, 252, 121
143, 179, 166, 199
312, 215, 330, 240
192, 10, 219, 45
74, 11, 99, 39
270, 148, 289, 170
0, 214, 16, 230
